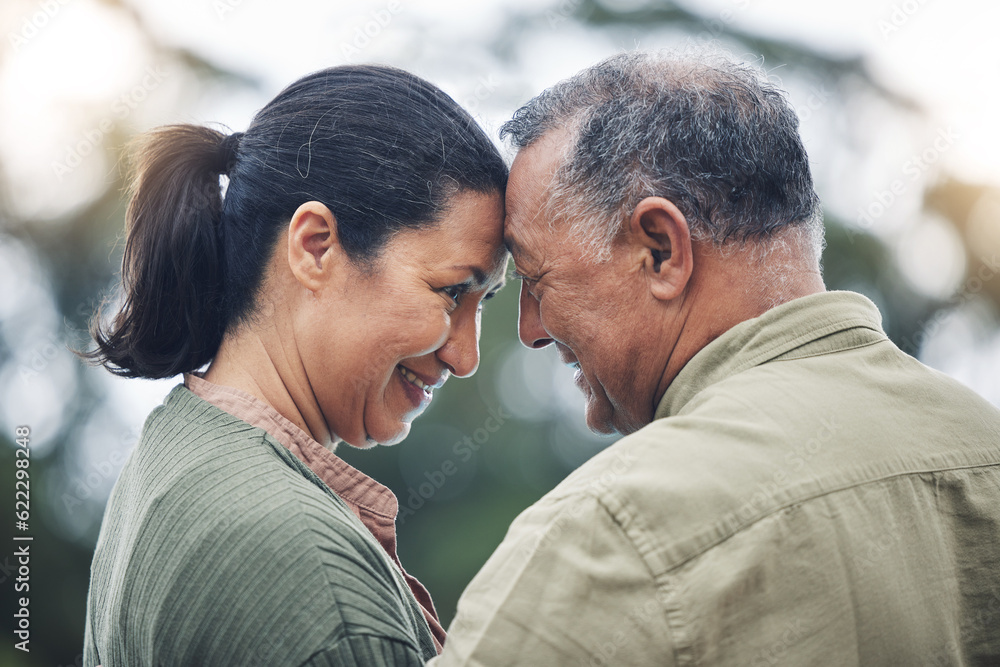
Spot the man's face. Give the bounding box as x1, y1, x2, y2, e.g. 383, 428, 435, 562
504, 131, 666, 435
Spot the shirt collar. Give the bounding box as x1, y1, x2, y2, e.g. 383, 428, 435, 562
654, 291, 886, 420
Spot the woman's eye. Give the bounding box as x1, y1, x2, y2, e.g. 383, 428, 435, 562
477, 290, 500, 312
442, 285, 465, 305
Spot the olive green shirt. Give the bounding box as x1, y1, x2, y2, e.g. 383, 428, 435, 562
83, 386, 437, 666
432, 291, 1000, 666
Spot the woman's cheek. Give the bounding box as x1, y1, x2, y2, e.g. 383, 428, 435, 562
421, 308, 454, 350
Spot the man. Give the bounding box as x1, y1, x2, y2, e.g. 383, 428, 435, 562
431, 52, 1000, 665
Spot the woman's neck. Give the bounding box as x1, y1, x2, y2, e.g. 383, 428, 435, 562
203, 326, 337, 449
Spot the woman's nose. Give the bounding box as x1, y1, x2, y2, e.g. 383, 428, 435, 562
438, 305, 481, 378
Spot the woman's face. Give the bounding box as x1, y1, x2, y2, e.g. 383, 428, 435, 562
298, 190, 507, 448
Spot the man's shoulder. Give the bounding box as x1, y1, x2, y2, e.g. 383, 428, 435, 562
543, 410, 790, 564
542, 351, 1000, 573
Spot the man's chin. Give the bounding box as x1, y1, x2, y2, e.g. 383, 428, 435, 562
584, 401, 619, 436
584, 397, 647, 436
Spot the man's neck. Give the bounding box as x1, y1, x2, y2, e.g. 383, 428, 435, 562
652, 237, 826, 416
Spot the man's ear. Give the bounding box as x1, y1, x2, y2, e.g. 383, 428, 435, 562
628, 196, 694, 301
287, 201, 342, 292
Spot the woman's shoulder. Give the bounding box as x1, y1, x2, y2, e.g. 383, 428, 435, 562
87, 385, 427, 665
103, 384, 398, 585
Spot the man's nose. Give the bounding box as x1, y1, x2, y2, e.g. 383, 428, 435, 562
438, 305, 481, 378
518, 281, 554, 349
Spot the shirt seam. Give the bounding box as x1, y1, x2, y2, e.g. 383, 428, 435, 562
169, 389, 424, 619
728, 319, 882, 377
591, 490, 684, 666
300, 513, 425, 658
770, 333, 887, 362
660, 317, 883, 418
282, 437, 432, 654
299, 632, 424, 666
591, 460, 998, 665
661, 459, 1000, 573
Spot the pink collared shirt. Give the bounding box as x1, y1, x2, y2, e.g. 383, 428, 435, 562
183, 372, 447, 652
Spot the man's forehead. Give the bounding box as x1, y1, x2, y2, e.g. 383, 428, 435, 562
503, 187, 542, 266
504, 129, 573, 263
502, 228, 531, 263
506, 131, 569, 211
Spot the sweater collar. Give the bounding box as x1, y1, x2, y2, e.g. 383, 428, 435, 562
183, 372, 399, 521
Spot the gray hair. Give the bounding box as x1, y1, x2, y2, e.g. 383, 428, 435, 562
500, 50, 825, 263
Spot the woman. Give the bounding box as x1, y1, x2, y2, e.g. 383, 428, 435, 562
81, 65, 508, 666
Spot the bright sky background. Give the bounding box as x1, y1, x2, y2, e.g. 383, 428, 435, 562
1, 0, 998, 453
2, 0, 998, 223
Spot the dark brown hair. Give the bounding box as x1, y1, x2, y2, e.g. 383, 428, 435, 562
85, 65, 508, 379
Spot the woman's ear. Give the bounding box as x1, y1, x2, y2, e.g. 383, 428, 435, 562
628, 196, 694, 302
287, 201, 342, 292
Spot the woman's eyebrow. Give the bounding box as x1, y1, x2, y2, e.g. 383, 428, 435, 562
488, 276, 508, 293
446, 265, 489, 287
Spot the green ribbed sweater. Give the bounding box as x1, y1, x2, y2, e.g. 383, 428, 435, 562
83, 385, 437, 666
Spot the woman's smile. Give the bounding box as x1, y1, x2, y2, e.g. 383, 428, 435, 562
396, 363, 445, 410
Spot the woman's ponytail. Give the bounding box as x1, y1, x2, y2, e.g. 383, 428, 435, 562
85, 125, 239, 379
